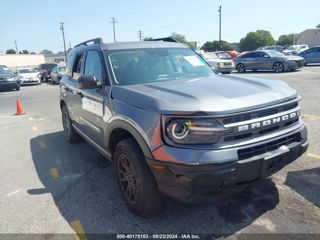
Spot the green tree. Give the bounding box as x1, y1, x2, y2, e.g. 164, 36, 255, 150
277, 34, 294, 46
6, 49, 16, 54
40, 49, 53, 54
200, 40, 235, 51
317, 24, 320, 28
239, 30, 275, 51
170, 33, 195, 48
143, 36, 153, 41
19, 49, 29, 54
30, 52, 36, 54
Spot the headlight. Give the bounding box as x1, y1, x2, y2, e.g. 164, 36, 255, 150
7, 77, 17, 82
165, 118, 227, 144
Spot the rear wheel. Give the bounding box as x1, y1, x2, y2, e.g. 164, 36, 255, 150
15, 86, 20, 91
114, 138, 163, 217
236, 63, 246, 73
61, 105, 82, 143
273, 62, 284, 73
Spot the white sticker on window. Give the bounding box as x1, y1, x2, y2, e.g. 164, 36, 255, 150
184, 56, 205, 66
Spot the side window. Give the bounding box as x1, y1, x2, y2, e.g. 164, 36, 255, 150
84, 51, 103, 83
72, 53, 84, 79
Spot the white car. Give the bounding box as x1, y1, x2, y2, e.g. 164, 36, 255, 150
196, 50, 234, 74
283, 45, 309, 55
17, 68, 41, 85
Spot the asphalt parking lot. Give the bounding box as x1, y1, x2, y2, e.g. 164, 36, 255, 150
0, 66, 319, 239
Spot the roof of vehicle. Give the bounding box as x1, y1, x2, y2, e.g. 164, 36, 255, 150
70, 38, 188, 54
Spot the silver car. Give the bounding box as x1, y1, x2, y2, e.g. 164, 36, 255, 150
235, 50, 305, 73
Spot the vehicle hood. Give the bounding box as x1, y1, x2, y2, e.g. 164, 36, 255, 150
0, 73, 16, 81
111, 75, 298, 115
281, 55, 304, 61
19, 73, 39, 78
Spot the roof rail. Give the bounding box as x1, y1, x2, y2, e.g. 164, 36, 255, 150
147, 37, 178, 43
74, 38, 103, 48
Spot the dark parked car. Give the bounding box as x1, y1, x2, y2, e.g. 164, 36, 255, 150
60, 38, 308, 216
0, 66, 20, 91
298, 46, 320, 65
50, 66, 66, 84
235, 50, 305, 73
38, 63, 57, 82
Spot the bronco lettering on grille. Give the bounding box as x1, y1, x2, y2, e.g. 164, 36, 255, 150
238, 111, 298, 132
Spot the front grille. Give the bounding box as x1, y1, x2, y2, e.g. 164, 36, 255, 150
224, 62, 232, 66
295, 60, 304, 67
237, 133, 301, 160
223, 102, 298, 125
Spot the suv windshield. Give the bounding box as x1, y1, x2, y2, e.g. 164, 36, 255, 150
40, 64, 57, 69
18, 69, 37, 73
107, 48, 214, 85
0, 67, 13, 75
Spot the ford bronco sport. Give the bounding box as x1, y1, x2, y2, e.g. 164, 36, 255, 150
60, 38, 308, 216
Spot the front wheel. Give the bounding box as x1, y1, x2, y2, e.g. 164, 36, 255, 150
236, 63, 246, 73
273, 62, 284, 73
114, 138, 163, 217
61, 105, 82, 143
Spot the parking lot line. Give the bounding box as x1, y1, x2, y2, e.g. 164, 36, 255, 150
49, 168, 59, 179
38, 140, 46, 149
39, 118, 45, 121
32, 126, 38, 131
70, 220, 87, 240
28, 117, 33, 120
307, 153, 320, 160
304, 114, 320, 120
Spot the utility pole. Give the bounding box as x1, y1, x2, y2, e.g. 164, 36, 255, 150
59, 22, 67, 63
14, 40, 18, 54
137, 30, 144, 41
218, 5, 221, 50
110, 17, 117, 42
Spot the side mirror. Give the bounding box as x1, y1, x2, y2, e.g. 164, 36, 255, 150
78, 75, 101, 89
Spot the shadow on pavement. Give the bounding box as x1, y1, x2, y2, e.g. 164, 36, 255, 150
285, 167, 320, 207
29, 131, 280, 237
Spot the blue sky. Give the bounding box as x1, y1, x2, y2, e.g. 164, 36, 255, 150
1, 0, 319, 53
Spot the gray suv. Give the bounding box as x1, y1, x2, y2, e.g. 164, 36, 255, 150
60, 38, 308, 216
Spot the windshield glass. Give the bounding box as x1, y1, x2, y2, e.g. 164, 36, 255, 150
288, 46, 298, 50
216, 53, 231, 59
203, 52, 218, 59
267, 50, 285, 57
0, 67, 13, 75
107, 48, 214, 85
18, 69, 37, 73
57, 67, 66, 72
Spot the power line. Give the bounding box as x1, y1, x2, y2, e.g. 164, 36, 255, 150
110, 17, 117, 42
137, 30, 144, 41
59, 22, 67, 63
218, 5, 221, 50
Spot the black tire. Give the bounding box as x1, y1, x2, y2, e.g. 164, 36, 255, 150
273, 62, 284, 73
114, 138, 163, 217
236, 63, 246, 73
61, 105, 82, 143
16, 86, 20, 91
252, 69, 258, 72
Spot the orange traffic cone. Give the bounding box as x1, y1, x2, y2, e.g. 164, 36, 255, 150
16, 99, 25, 115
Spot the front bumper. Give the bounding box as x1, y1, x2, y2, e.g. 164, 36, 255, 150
0, 81, 20, 90
20, 79, 40, 85
218, 66, 234, 73
148, 124, 308, 203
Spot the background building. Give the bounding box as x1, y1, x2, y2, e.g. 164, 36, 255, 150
294, 29, 320, 47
